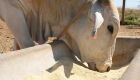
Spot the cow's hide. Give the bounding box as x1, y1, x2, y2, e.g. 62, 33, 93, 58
1, 0, 86, 44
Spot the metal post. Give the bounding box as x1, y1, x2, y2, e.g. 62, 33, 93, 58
121, 0, 126, 24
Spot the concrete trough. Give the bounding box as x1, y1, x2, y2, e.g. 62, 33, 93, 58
113, 36, 140, 69
0, 36, 140, 80
120, 49, 140, 80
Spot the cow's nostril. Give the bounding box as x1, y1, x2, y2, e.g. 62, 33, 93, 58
107, 66, 111, 72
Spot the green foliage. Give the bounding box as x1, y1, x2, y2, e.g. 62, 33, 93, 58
125, 14, 140, 21
124, 20, 140, 26
118, 8, 140, 26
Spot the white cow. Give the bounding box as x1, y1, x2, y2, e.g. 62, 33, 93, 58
0, 0, 120, 72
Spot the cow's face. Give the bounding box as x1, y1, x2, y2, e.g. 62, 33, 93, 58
68, 0, 120, 72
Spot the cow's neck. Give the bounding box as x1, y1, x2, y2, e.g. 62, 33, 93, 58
62, 32, 82, 60
41, 0, 89, 37
18, 0, 90, 43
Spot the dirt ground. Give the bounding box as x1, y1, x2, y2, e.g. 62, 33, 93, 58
118, 25, 140, 36
0, 20, 14, 53
0, 19, 140, 80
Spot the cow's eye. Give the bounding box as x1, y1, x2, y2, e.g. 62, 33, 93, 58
107, 25, 113, 34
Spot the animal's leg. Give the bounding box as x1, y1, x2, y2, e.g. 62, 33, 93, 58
13, 39, 20, 50
1, 2, 35, 49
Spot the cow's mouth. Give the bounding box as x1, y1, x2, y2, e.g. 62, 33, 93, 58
88, 62, 111, 72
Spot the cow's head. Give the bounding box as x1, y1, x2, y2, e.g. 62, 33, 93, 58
65, 0, 120, 72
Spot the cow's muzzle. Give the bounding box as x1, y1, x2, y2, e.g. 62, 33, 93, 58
88, 62, 112, 72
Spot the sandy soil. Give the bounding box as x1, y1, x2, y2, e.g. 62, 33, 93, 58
0, 19, 140, 80
0, 20, 14, 53
118, 25, 140, 36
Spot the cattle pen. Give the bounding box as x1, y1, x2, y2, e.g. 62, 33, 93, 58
0, 36, 140, 80
0, 0, 140, 80
0, 10, 140, 80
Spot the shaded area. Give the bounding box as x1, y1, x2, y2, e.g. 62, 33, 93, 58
47, 57, 74, 78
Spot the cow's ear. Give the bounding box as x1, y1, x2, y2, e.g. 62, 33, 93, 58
107, 25, 113, 34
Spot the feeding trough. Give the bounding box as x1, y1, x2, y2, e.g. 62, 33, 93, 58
0, 36, 140, 80
120, 49, 140, 80
113, 36, 140, 68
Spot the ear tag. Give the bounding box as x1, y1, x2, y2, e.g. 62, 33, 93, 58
91, 31, 97, 40
92, 34, 97, 40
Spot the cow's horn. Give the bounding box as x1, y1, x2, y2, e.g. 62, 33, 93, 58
91, 12, 104, 40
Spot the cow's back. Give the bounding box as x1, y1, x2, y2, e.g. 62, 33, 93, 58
17, 0, 86, 44
0, 0, 87, 45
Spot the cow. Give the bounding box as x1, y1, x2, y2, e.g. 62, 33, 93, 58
0, 0, 120, 72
